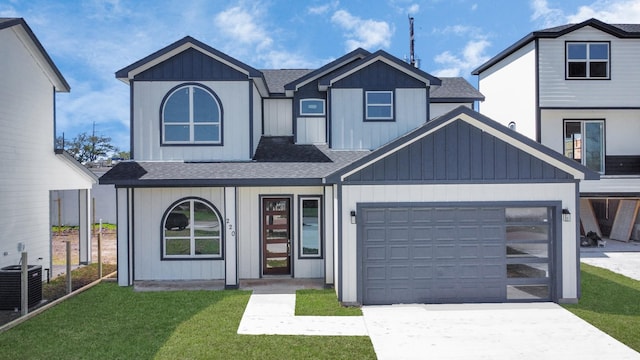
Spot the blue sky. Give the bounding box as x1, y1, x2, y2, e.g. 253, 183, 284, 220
3, 0, 640, 152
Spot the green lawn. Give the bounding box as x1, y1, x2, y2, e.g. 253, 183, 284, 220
0, 284, 375, 359
563, 263, 640, 352
295, 289, 362, 316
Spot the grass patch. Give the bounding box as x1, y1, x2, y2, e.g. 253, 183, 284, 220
295, 289, 362, 316
563, 263, 640, 352
0, 284, 375, 359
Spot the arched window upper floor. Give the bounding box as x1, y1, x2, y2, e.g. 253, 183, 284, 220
161, 84, 222, 145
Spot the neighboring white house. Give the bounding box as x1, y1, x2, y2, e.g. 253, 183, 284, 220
102, 37, 596, 304
0, 18, 97, 274
473, 18, 640, 239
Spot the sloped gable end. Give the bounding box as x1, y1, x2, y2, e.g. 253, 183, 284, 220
134, 47, 248, 81
345, 119, 572, 183
332, 60, 426, 89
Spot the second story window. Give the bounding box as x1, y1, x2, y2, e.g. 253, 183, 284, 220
162, 84, 222, 145
365, 91, 394, 121
300, 99, 325, 116
564, 120, 604, 173
566, 42, 609, 79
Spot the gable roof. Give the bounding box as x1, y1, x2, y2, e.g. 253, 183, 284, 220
472, 18, 640, 75
318, 49, 442, 90
283, 48, 371, 96
0, 18, 70, 92
115, 36, 268, 95
327, 106, 599, 183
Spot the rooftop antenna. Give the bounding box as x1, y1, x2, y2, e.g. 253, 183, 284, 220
408, 15, 416, 67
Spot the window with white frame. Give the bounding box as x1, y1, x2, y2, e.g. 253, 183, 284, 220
299, 197, 322, 258
564, 120, 604, 173
365, 91, 393, 120
162, 84, 222, 144
566, 42, 609, 79
300, 99, 325, 116
162, 198, 222, 259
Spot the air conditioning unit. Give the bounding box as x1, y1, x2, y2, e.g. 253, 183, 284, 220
0, 265, 43, 310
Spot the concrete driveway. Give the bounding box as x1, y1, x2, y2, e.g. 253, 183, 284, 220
363, 302, 639, 360
237, 242, 640, 359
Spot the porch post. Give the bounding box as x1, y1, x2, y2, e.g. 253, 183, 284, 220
78, 188, 91, 264
116, 188, 132, 286
224, 187, 238, 289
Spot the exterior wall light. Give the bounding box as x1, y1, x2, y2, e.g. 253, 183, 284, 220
562, 208, 571, 222
350, 210, 356, 224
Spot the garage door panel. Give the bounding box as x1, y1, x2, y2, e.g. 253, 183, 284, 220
389, 245, 409, 260
365, 245, 386, 260
411, 245, 433, 260
365, 227, 386, 242
388, 209, 410, 223
412, 265, 433, 279
388, 227, 409, 241
389, 265, 410, 280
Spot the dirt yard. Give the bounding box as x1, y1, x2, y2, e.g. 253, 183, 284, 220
52, 228, 116, 265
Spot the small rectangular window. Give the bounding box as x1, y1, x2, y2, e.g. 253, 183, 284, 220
365, 91, 393, 120
300, 99, 325, 116
299, 197, 322, 258
566, 42, 609, 79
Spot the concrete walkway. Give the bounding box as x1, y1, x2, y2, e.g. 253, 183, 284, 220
238, 290, 640, 359
237, 292, 367, 336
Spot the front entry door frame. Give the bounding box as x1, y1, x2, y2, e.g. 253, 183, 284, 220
261, 196, 292, 276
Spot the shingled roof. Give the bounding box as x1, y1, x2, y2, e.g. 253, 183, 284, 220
100, 146, 369, 187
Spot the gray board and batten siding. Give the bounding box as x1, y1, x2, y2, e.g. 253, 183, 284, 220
344, 119, 573, 183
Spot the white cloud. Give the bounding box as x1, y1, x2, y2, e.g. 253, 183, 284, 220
214, 6, 273, 51
567, 0, 640, 23
331, 9, 393, 51
432, 38, 490, 78
308, 1, 339, 15
531, 0, 640, 27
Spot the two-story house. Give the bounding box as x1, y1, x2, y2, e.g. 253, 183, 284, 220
102, 36, 596, 305
0, 18, 97, 277
472, 18, 640, 240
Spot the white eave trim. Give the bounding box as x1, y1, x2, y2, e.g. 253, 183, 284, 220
321, 55, 433, 91
118, 43, 253, 83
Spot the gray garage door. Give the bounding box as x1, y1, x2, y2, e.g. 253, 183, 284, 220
360, 205, 553, 304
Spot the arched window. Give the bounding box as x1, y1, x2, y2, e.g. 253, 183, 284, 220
162, 198, 222, 259
162, 84, 222, 144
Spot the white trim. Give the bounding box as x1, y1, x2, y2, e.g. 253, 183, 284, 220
322, 55, 434, 90
122, 43, 252, 81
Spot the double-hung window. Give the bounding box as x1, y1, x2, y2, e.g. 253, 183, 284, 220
566, 42, 609, 79
365, 91, 393, 120
162, 84, 222, 144
564, 120, 604, 173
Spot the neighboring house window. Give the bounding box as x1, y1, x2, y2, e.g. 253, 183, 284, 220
564, 120, 604, 173
566, 42, 609, 79
162, 84, 222, 144
365, 91, 394, 120
162, 198, 222, 259
300, 99, 325, 116
299, 196, 322, 258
